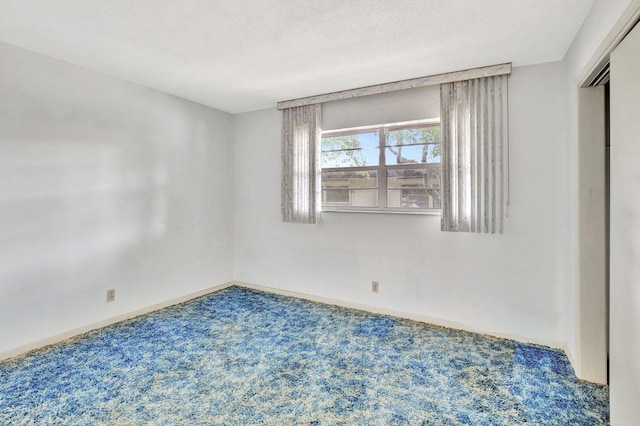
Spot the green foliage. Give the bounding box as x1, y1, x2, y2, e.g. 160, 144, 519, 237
321, 135, 366, 167
387, 127, 441, 164
322, 126, 441, 167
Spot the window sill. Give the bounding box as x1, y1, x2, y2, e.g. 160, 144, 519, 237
321, 209, 441, 216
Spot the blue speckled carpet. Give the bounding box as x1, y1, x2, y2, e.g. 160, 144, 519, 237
1, 286, 608, 425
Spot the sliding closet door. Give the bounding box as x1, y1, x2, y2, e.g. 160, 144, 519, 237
609, 22, 640, 424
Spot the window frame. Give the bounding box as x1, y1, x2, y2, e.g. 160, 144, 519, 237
321, 118, 441, 215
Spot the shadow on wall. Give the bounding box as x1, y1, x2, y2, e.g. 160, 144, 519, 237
0, 136, 168, 288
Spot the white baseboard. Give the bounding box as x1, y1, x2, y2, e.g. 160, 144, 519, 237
564, 344, 579, 375
0, 281, 235, 362
234, 281, 565, 350
562, 341, 608, 385
1, 280, 566, 364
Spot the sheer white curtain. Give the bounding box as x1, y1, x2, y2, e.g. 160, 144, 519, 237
281, 104, 322, 224
440, 75, 509, 233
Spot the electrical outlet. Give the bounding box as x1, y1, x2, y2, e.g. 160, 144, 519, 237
371, 281, 379, 293
106, 289, 116, 302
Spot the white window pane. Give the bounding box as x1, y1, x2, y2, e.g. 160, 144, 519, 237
322, 189, 378, 207
387, 127, 440, 146
322, 148, 379, 168
322, 170, 378, 189
387, 188, 441, 209
323, 189, 350, 204
385, 144, 441, 165
320, 122, 442, 212
387, 168, 441, 188
322, 131, 378, 151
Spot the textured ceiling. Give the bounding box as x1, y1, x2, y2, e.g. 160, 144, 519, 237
0, 0, 593, 113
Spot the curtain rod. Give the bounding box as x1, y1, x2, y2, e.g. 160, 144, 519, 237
277, 63, 511, 110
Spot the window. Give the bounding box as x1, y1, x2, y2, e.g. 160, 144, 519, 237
321, 119, 441, 213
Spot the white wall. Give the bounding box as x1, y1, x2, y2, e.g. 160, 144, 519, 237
323, 85, 440, 130
0, 42, 233, 356
233, 61, 568, 347
564, 0, 636, 80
